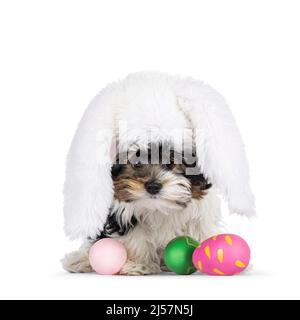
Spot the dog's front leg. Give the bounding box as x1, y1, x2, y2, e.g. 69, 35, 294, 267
120, 260, 161, 275
118, 226, 161, 276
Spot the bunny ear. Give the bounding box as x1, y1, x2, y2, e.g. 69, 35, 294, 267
176, 80, 255, 216
63, 90, 116, 240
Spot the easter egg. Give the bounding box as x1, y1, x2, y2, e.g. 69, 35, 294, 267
192, 234, 250, 276
164, 236, 199, 275
89, 238, 127, 275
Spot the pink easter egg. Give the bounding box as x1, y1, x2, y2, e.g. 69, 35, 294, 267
89, 238, 127, 275
192, 234, 250, 276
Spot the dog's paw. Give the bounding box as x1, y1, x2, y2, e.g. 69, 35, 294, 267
62, 249, 93, 273
120, 261, 161, 275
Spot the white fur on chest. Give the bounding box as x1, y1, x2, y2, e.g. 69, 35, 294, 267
116, 190, 221, 262
138, 211, 190, 249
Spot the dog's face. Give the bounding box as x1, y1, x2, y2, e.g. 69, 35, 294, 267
111, 148, 211, 212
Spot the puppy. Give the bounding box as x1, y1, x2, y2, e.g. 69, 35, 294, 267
62, 146, 222, 275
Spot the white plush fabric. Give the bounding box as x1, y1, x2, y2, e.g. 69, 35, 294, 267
64, 72, 255, 240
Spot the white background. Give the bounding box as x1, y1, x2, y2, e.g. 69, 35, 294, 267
0, 0, 299, 300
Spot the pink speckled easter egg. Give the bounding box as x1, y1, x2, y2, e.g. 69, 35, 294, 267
89, 238, 127, 275
192, 234, 250, 276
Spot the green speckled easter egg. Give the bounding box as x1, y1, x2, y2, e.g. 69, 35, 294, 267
163, 236, 199, 275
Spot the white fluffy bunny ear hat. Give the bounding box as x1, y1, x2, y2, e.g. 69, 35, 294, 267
64, 72, 255, 240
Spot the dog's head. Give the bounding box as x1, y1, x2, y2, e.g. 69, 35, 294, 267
111, 145, 212, 213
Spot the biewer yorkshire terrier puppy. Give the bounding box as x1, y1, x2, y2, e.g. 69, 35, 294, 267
62, 72, 254, 275
62, 145, 221, 275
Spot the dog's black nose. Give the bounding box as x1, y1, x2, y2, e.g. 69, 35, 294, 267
145, 181, 162, 195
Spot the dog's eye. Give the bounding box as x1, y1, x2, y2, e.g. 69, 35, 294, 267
133, 160, 143, 168
164, 163, 174, 170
